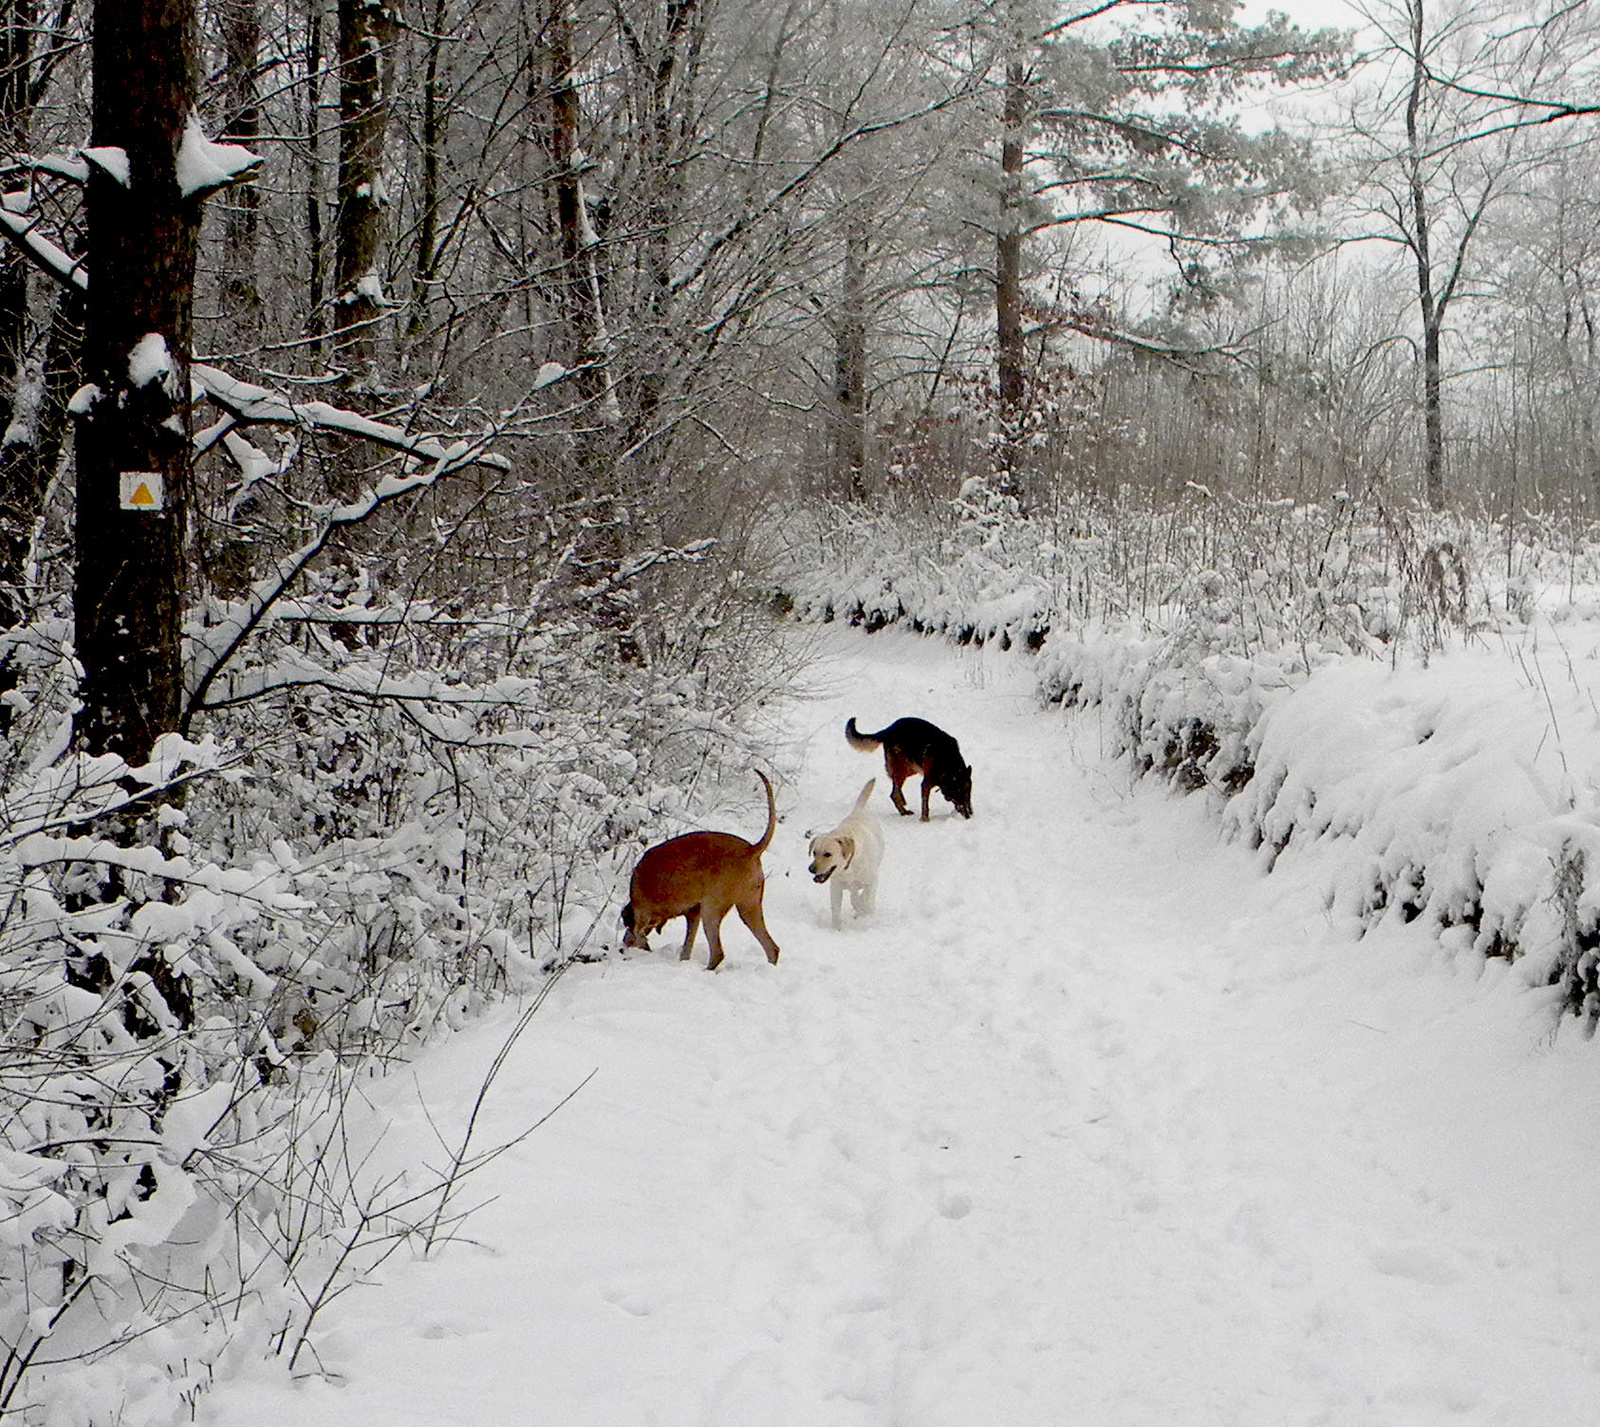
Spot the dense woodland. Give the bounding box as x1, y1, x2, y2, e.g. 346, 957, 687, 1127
3, 0, 1600, 1418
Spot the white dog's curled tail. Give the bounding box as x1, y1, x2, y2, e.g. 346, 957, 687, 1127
852, 778, 876, 812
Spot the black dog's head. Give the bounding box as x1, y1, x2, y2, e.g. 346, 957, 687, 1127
943, 763, 974, 819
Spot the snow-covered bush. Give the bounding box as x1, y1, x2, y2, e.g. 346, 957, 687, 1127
776, 484, 1524, 664
1222, 632, 1600, 1023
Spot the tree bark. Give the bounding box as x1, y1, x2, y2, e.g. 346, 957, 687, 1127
535, 0, 617, 430
1404, 0, 1445, 510
75, 0, 201, 761
0, 0, 31, 434
407, 0, 448, 346
305, 0, 327, 356
995, 57, 1027, 501
218, 0, 263, 334
334, 0, 400, 389
832, 208, 868, 503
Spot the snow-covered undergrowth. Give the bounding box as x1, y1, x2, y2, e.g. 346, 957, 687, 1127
0, 568, 793, 1422
1226, 634, 1600, 1020
776, 490, 1600, 1025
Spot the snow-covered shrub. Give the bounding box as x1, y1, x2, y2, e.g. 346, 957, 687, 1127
0, 737, 289, 1419
775, 484, 1525, 667
775, 487, 1526, 797
1221, 634, 1600, 1025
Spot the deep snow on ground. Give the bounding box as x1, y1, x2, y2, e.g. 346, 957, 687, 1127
196, 626, 1600, 1426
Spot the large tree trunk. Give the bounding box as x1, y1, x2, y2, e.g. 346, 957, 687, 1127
994, 57, 1027, 502
74, 0, 201, 762
333, 0, 400, 390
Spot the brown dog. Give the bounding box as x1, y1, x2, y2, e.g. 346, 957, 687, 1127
621, 771, 781, 969
845, 716, 973, 820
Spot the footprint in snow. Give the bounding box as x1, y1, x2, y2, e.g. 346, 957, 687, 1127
1367, 1242, 1462, 1286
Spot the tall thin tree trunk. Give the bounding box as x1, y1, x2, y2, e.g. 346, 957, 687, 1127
306, 0, 326, 356
995, 57, 1027, 502
407, 0, 447, 347
334, 0, 400, 390
609, 0, 700, 451
75, 0, 201, 761
832, 208, 868, 503
0, 0, 36, 729
537, 0, 615, 420
219, 0, 263, 337
1404, 0, 1445, 510
0, 0, 30, 432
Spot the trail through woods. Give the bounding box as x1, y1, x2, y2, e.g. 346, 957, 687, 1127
199, 627, 1600, 1427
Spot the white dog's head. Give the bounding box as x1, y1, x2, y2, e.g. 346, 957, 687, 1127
807, 832, 856, 884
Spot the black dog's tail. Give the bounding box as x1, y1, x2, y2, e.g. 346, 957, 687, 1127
845, 717, 882, 752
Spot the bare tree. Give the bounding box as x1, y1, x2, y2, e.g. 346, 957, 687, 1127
1346, 0, 1572, 507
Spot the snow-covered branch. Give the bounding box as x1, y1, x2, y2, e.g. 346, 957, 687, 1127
191, 364, 511, 475
0, 204, 86, 291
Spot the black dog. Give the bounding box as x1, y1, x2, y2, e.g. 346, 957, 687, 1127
845, 716, 973, 820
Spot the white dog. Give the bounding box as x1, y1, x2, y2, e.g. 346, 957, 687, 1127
807, 779, 884, 930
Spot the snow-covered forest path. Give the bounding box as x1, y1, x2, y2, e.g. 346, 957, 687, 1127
201, 627, 1600, 1426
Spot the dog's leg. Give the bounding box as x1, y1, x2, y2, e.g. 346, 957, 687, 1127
830, 878, 844, 930
703, 908, 727, 970
920, 774, 933, 821
678, 908, 702, 962
736, 896, 781, 964
889, 776, 912, 816
884, 750, 915, 816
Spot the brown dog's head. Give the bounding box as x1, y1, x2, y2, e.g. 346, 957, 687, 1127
620, 901, 658, 948
807, 833, 855, 883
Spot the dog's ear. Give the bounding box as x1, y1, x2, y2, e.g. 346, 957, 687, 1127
838, 834, 855, 863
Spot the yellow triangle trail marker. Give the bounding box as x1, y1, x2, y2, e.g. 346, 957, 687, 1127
119, 471, 164, 512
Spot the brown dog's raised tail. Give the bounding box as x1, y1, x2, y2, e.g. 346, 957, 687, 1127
751, 769, 777, 855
